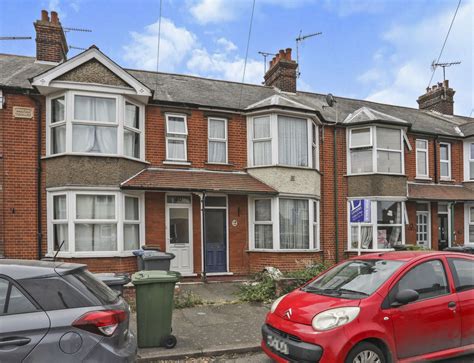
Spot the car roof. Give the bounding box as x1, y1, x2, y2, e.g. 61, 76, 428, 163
0, 259, 86, 280
350, 251, 472, 262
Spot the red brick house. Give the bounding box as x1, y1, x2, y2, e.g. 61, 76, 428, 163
0, 11, 472, 276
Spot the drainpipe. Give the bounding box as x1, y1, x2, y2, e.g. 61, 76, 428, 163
29, 94, 43, 260
200, 191, 207, 282
450, 202, 456, 246
333, 125, 339, 263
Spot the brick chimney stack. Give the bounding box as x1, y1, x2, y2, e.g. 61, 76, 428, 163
34, 9, 68, 63
263, 48, 298, 93
417, 80, 455, 115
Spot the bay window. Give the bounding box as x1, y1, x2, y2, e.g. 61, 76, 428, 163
416, 139, 429, 178
208, 118, 227, 163
47, 92, 144, 159
250, 197, 319, 250
166, 114, 187, 161
249, 114, 318, 169
48, 191, 143, 256
349, 126, 404, 175
439, 142, 451, 180
349, 200, 405, 250
468, 206, 474, 244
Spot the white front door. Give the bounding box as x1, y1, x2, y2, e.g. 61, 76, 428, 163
166, 195, 193, 275
416, 202, 431, 249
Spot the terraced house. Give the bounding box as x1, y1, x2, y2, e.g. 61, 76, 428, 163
0, 11, 473, 276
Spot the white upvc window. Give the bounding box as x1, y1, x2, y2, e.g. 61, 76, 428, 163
471, 143, 474, 180
46, 91, 145, 160
165, 114, 188, 161
208, 118, 227, 164
416, 139, 429, 178
249, 114, 318, 169
466, 205, 474, 245
463, 141, 474, 181
47, 190, 144, 256
348, 200, 406, 251
439, 142, 451, 180
348, 126, 404, 175
250, 197, 319, 251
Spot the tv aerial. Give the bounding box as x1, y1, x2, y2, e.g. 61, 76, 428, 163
258, 51, 278, 74
295, 30, 322, 78
0, 36, 32, 40
431, 60, 461, 83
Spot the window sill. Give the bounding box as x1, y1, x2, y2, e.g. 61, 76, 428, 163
45, 251, 136, 258
205, 272, 234, 276
346, 172, 406, 177
345, 248, 396, 253
43, 153, 149, 164
247, 249, 322, 253
246, 165, 318, 171
163, 160, 191, 166
415, 177, 432, 181
205, 162, 234, 166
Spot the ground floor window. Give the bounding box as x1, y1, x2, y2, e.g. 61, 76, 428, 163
250, 197, 319, 251
467, 204, 474, 245
349, 199, 406, 251
48, 190, 144, 256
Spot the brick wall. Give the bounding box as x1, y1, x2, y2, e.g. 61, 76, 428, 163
248, 252, 323, 273
145, 106, 247, 170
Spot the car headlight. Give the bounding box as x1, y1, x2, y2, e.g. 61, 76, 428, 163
271, 294, 287, 313
312, 307, 360, 331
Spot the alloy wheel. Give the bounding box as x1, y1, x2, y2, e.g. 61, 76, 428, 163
353, 350, 382, 363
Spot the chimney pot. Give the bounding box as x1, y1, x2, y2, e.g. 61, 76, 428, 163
432, 85, 436, 91
444, 79, 449, 88
285, 48, 292, 60
41, 10, 49, 22
417, 80, 456, 115
263, 47, 298, 93
51, 11, 59, 24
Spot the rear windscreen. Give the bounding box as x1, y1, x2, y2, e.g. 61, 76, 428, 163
20, 270, 118, 311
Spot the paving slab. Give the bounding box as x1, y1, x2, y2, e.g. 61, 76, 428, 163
132, 302, 268, 362
176, 282, 243, 304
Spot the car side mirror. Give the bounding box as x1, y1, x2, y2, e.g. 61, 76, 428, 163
391, 289, 419, 307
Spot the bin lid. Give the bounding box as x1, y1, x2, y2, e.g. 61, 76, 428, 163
141, 251, 175, 260
131, 270, 181, 285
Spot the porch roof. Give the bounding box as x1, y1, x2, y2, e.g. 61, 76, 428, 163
121, 168, 277, 194
408, 183, 474, 201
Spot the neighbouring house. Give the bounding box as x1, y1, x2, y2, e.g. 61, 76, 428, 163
0, 10, 472, 276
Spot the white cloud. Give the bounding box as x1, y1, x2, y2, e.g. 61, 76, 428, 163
323, 0, 384, 17
360, 1, 473, 116
188, 0, 315, 25
123, 18, 264, 84
123, 18, 197, 72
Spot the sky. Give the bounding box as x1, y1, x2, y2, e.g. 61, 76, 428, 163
0, 0, 472, 116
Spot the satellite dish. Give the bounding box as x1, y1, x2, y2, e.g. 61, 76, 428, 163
326, 93, 336, 107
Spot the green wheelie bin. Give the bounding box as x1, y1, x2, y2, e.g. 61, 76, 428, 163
131, 270, 181, 349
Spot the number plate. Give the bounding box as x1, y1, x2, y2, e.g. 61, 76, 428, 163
266, 334, 289, 355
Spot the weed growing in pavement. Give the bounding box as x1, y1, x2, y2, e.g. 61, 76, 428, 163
174, 290, 204, 309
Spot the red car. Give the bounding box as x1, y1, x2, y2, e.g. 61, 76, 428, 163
262, 251, 474, 363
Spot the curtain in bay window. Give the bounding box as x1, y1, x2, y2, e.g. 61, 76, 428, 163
52, 125, 66, 154
124, 130, 140, 158
279, 199, 309, 249
278, 116, 308, 167
72, 125, 117, 154
74, 96, 116, 122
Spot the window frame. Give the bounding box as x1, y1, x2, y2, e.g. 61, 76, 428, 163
249, 196, 319, 251
347, 125, 405, 176
416, 139, 429, 179
465, 204, 474, 246
47, 189, 145, 257
46, 91, 145, 160
348, 199, 406, 251
165, 113, 188, 162
447, 257, 474, 293
439, 142, 451, 180
248, 113, 318, 169
207, 117, 228, 164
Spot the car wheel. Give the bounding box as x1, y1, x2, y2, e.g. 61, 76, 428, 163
345, 342, 386, 363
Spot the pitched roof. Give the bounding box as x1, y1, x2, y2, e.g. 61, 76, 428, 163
0, 53, 472, 137
342, 106, 410, 126
121, 168, 277, 194
408, 183, 474, 201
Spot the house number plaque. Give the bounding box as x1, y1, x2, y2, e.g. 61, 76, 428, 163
13, 106, 34, 119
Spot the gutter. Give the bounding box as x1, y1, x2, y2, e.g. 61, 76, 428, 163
29, 94, 43, 260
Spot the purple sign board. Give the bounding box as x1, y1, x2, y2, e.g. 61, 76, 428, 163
350, 199, 371, 223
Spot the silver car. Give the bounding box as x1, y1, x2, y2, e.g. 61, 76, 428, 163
0, 260, 137, 362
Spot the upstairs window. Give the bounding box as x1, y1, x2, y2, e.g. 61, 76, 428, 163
252, 116, 272, 166
47, 92, 144, 160
416, 139, 429, 178
349, 126, 403, 175
166, 114, 188, 161
249, 114, 317, 169
439, 142, 451, 180
208, 118, 227, 163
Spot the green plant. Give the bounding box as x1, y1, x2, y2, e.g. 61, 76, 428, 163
174, 290, 203, 309
238, 263, 328, 303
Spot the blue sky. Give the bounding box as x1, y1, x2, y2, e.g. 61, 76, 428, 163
0, 0, 472, 116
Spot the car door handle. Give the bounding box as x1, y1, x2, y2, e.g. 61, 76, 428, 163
0, 337, 31, 347
448, 301, 456, 308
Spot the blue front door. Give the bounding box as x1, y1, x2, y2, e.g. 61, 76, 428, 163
204, 208, 227, 273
